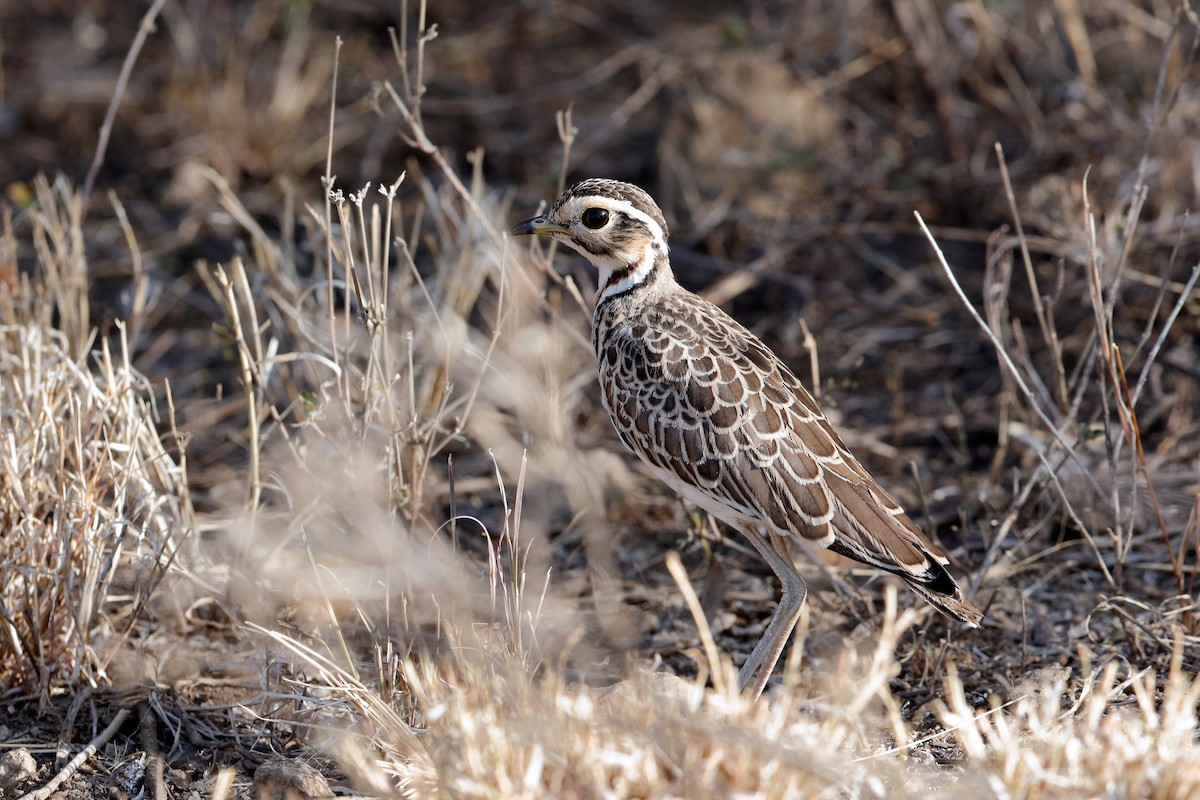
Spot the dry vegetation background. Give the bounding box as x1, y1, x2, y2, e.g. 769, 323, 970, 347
2, 0, 1200, 797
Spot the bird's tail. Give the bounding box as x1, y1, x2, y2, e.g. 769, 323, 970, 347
828, 537, 983, 627
906, 568, 983, 627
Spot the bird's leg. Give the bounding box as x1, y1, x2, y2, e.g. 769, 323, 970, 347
737, 529, 808, 700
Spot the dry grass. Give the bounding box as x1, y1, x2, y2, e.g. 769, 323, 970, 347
1, 1, 1199, 798
0, 178, 191, 697
939, 648, 1200, 799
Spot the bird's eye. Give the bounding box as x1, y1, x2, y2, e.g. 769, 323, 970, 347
581, 207, 610, 230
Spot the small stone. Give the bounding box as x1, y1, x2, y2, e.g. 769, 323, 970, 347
598, 670, 704, 713
0, 748, 37, 792
253, 757, 333, 800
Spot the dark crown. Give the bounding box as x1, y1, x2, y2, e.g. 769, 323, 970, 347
557, 179, 670, 241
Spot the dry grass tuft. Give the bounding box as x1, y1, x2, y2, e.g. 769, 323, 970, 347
940, 644, 1200, 799
0, 177, 191, 695
263, 590, 928, 799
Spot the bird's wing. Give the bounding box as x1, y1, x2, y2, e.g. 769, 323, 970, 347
598, 293, 981, 625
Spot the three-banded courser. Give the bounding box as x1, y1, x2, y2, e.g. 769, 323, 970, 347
513, 179, 981, 699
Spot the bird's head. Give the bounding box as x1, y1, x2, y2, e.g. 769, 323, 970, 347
512, 178, 671, 302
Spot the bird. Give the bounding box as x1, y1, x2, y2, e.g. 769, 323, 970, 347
511, 178, 981, 699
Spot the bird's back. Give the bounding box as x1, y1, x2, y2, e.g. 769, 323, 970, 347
593, 280, 982, 627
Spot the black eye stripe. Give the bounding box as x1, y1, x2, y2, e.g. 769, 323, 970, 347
578, 239, 615, 257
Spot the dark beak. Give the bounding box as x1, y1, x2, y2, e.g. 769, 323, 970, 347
511, 216, 570, 237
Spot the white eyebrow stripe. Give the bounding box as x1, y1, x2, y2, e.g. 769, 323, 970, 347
562, 195, 669, 254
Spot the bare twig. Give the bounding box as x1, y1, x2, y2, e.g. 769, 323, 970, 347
995, 143, 1067, 409
211, 261, 263, 526
19, 709, 131, 800
555, 107, 578, 197
665, 550, 729, 696
82, 0, 169, 203
915, 211, 1106, 503
107, 192, 148, 348
1131, 261, 1200, 409
1113, 350, 1185, 595
324, 36, 343, 399
1081, 180, 1133, 577
799, 318, 821, 400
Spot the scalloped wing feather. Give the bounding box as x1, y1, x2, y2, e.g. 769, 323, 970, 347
596, 290, 982, 626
